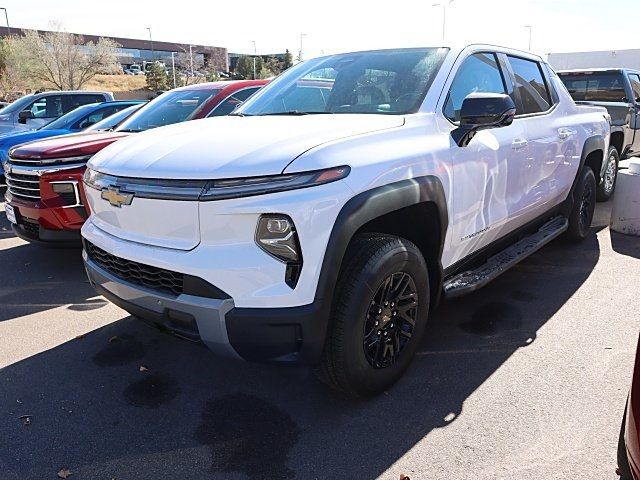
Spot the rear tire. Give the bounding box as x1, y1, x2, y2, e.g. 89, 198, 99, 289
565, 166, 596, 242
597, 146, 619, 202
316, 234, 430, 397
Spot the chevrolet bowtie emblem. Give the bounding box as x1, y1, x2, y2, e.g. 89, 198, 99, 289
101, 186, 134, 207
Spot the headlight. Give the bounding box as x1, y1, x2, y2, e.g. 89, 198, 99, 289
256, 214, 303, 288
200, 166, 350, 200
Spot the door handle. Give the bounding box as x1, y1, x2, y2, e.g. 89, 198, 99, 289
558, 128, 574, 140
512, 139, 528, 150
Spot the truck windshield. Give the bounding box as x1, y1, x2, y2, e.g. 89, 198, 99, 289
237, 48, 449, 116
0, 95, 35, 115
115, 89, 221, 133
559, 72, 628, 102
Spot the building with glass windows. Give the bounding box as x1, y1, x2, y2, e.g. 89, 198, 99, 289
0, 28, 228, 73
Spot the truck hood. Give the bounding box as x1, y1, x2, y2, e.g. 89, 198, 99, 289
88, 115, 405, 179
9, 131, 131, 160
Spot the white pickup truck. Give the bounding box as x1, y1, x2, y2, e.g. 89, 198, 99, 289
80, 44, 610, 396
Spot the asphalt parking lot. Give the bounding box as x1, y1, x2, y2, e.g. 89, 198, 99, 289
1, 198, 639, 480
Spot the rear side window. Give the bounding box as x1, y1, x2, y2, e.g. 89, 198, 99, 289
444, 52, 507, 122
559, 72, 628, 102
507, 56, 551, 114
65, 94, 107, 113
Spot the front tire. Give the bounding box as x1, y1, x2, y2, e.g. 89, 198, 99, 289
566, 166, 596, 242
597, 146, 619, 201
316, 234, 430, 397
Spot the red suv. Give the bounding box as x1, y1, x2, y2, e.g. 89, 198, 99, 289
3, 80, 268, 245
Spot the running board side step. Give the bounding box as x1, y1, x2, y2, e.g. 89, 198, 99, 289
443, 216, 569, 299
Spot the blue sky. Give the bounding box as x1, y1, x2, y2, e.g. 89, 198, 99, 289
1, 0, 636, 58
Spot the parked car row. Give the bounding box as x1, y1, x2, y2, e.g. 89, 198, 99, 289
0, 45, 638, 478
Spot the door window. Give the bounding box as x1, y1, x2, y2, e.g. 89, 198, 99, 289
507, 56, 552, 114
444, 53, 507, 122
628, 74, 640, 103
28, 95, 63, 118
75, 106, 119, 129
208, 87, 262, 117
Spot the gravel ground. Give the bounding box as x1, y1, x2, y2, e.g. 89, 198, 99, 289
0, 199, 639, 480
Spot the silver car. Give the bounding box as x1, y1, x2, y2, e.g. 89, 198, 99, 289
0, 90, 114, 135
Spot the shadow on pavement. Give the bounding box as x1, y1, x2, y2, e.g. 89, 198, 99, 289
0, 241, 107, 322
0, 228, 602, 479
611, 231, 640, 259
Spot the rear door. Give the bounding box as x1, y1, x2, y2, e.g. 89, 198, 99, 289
501, 55, 572, 222
442, 51, 529, 264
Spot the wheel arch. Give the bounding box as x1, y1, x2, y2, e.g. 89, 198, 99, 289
315, 176, 448, 308
562, 134, 605, 216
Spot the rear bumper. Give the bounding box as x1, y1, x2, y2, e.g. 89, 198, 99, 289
83, 250, 328, 363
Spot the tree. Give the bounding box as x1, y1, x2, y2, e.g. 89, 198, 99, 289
6, 24, 120, 90
235, 55, 263, 80
264, 56, 281, 76
282, 49, 293, 70
145, 62, 169, 91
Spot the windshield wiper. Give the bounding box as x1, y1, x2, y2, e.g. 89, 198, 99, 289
257, 110, 334, 116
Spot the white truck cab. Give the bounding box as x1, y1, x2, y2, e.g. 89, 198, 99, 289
81, 44, 609, 396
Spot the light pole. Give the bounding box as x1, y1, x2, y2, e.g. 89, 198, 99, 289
252, 40, 257, 80
299, 33, 307, 62
146, 27, 154, 62
189, 45, 194, 76
171, 51, 177, 88
432, 1, 453, 42
0, 8, 9, 36
524, 25, 533, 51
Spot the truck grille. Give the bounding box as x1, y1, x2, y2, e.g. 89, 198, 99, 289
7, 154, 91, 168
6, 170, 40, 201
85, 241, 184, 297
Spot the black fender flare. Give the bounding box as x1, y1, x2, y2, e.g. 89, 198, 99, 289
562, 134, 605, 216
225, 176, 449, 364
314, 175, 448, 304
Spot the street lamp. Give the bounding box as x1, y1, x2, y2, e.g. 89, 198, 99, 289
0, 8, 9, 36
252, 40, 257, 80
524, 25, 533, 51
432, 1, 453, 42
189, 44, 194, 76
171, 51, 177, 88
146, 27, 154, 62
299, 33, 307, 62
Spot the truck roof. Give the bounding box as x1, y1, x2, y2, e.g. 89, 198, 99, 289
557, 68, 640, 75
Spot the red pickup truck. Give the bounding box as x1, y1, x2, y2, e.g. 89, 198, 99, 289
3, 80, 268, 245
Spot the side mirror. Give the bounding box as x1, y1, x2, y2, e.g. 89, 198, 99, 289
18, 110, 34, 124
451, 93, 517, 147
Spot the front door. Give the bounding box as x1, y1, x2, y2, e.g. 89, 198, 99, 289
441, 51, 529, 267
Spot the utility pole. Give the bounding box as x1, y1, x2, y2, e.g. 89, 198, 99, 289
146, 27, 154, 62
524, 25, 533, 51
0, 8, 9, 36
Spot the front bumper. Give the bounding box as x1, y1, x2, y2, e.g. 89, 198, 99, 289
83, 250, 328, 363
84, 251, 240, 359
6, 166, 88, 245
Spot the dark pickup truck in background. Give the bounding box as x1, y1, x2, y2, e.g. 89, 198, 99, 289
558, 68, 640, 200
